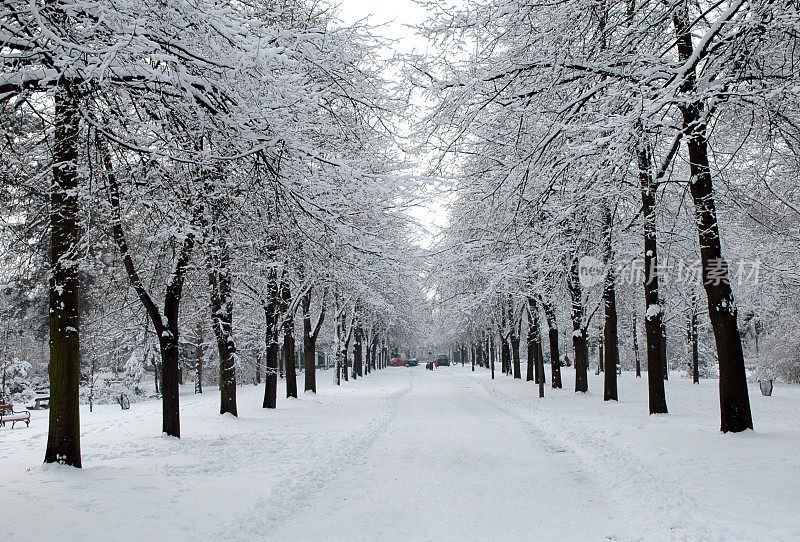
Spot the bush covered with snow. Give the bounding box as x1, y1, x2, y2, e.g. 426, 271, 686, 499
2, 357, 37, 402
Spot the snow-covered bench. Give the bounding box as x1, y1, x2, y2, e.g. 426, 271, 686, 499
0, 404, 30, 429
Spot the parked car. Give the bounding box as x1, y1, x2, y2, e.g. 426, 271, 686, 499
389, 357, 407, 367
436, 354, 450, 367
407, 358, 419, 367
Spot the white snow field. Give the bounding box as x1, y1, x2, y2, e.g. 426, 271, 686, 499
2, 366, 799, 541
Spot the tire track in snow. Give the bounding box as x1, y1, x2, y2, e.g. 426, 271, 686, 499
221, 371, 414, 540
473, 376, 740, 542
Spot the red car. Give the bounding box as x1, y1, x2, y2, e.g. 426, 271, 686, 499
388, 357, 407, 367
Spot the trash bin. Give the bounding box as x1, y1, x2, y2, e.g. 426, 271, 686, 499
758, 379, 773, 396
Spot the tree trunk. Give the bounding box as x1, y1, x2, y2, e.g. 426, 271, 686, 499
371, 333, 379, 372
672, 1, 751, 431
153, 358, 160, 395
195, 321, 204, 394
534, 308, 545, 385
661, 316, 668, 381
526, 298, 539, 383
633, 314, 641, 378
602, 205, 619, 401
569, 258, 588, 392
100, 135, 195, 437
302, 286, 325, 393
690, 293, 700, 384
159, 323, 181, 437
598, 338, 604, 374
500, 333, 510, 377
638, 134, 669, 414
543, 303, 562, 389
354, 321, 363, 379
509, 295, 521, 379
208, 230, 237, 416
527, 297, 545, 397
526, 310, 535, 383
283, 323, 296, 398
45, 83, 82, 468
470, 344, 475, 368
281, 277, 297, 398
263, 270, 280, 408
302, 296, 316, 393
489, 332, 496, 379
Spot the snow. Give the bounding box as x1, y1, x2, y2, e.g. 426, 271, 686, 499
646, 303, 662, 319
2, 366, 799, 540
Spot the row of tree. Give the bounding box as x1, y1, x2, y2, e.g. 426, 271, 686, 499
1, 0, 423, 467
420, 0, 800, 432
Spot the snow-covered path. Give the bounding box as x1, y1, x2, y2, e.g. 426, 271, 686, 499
274, 370, 636, 541
2, 366, 799, 541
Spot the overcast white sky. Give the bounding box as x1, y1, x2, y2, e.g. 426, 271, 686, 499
336, 0, 431, 55
337, 0, 450, 246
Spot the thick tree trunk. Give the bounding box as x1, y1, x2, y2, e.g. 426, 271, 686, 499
208, 232, 237, 416
543, 303, 562, 388
638, 135, 669, 414
602, 205, 619, 401
45, 83, 82, 467
263, 271, 280, 408
303, 317, 316, 393
159, 328, 181, 436
569, 258, 588, 392
672, 1, 751, 431
152, 253, 194, 437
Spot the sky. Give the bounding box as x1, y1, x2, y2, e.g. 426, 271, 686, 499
336, 0, 450, 246
336, 0, 431, 56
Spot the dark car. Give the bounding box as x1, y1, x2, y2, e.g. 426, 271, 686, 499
436, 354, 450, 367
407, 358, 419, 367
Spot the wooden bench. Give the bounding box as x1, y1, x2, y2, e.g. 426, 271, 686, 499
26, 395, 49, 410
0, 404, 30, 429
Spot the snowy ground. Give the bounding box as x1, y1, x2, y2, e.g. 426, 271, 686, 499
2, 366, 799, 541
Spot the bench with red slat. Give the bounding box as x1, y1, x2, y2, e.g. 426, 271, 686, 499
0, 404, 30, 428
